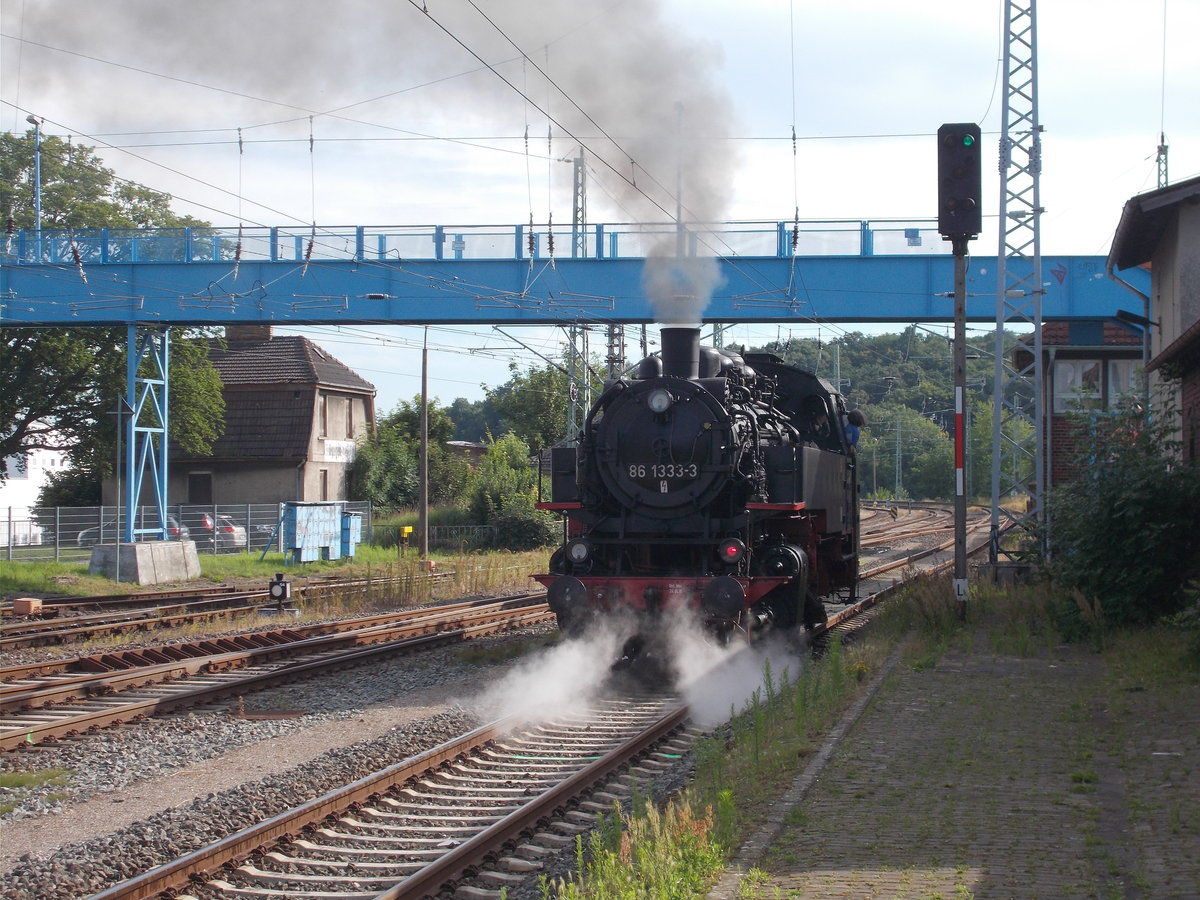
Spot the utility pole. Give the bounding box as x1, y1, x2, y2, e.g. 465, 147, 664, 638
894, 421, 901, 497
418, 327, 429, 559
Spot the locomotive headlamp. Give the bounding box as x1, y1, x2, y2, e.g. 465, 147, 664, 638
566, 538, 591, 563
647, 388, 673, 414
718, 538, 747, 564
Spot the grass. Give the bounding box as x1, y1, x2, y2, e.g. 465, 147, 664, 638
0, 545, 550, 605
0, 768, 72, 816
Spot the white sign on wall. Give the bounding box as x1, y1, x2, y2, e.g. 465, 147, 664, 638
323, 440, 357, 463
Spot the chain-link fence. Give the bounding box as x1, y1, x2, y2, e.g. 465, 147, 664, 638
0, 502, 372, 562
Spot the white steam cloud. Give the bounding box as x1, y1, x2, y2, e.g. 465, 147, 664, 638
471, 614, 636, 724
661, 609, 803, 727
5, 0, 738, 320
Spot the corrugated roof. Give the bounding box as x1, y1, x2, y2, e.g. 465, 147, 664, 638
208, 336, 376, 393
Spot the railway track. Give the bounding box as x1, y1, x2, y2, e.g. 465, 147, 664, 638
87, 697, 692, 900
2, 506, 947, 651
0, 571, 457, 649
69, 565, 947, 900
3, 535, 984, 899
0, 595, 553, 752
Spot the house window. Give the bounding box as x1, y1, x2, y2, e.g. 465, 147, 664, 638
1053, 360, 1102, 413
188, 472, 213, 504
345, 398, 354, 438
1107, 360, 1140, 407
318, 393, 328, 437
1053, 358, 1142, 414
319, 469, 329, 501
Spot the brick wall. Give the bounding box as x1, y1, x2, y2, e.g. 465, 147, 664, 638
1183, 369, 1200, 464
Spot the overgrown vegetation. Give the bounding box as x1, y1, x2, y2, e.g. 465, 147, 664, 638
355, 429, 557, 551
543, 575, 1200, 898
1046, 386, 1200, 627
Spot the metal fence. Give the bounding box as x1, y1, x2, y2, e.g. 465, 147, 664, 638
0, 502, 373, 562
369, 523, 498, 552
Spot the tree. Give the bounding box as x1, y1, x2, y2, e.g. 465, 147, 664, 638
465, 432, 556, 549
382, 397, 457, 445
485, 361, 571, 451
0, 130, 223, 483
348, 426, 418, 508
1046, 388, 1200, 626
855, 403, 955, 500
447, 397, 499, 444
348, 397, 470, 507
1, 130, 207, 232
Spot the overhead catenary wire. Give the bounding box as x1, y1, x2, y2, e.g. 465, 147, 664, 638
0, 5, 1046, 381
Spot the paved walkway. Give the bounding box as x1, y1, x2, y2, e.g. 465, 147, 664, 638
710, 630, 1199, 900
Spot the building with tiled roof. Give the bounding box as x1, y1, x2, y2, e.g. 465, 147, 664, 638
1109, 174, 1200, 464
1014, 174, 1200, 489
168, 325, 376, 505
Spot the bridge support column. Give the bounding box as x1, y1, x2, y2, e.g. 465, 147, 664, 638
123, 325, 171, 543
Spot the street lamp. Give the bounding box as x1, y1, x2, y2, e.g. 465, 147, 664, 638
25, 114, 43, 260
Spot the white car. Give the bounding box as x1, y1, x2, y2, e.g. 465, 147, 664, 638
197, 513, 248, 550
77, 515, 190, 546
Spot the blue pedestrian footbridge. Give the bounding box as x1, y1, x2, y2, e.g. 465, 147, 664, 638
1, 219, 1144, 326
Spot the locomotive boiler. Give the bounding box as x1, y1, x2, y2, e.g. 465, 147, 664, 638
534, 325, 859, 655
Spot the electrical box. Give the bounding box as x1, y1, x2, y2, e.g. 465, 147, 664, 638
282, 501, 346, 562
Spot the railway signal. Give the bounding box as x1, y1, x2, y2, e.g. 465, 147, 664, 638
937, 122, 980, 616
938, 123, 982, 238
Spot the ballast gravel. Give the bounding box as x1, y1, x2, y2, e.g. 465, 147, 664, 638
0, 637, 509, 900
0, 621, 702, 900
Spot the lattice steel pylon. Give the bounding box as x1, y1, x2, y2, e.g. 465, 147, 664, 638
571, 150, 588, 258
1156, 133, 1169, 188
990, 0, 1045, 563
565, 323, 590, 442
124, 326, 171, 542
606, 324, 626, 379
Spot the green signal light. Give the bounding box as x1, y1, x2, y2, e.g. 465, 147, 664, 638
962, 134, 976, 147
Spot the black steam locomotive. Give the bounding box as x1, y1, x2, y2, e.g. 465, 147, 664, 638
534, 326, 859, 653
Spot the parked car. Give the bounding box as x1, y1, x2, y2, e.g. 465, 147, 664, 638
194, 513, 248, 550
76, 516, 190, 547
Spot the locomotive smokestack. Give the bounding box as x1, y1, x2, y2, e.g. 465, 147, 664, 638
660, 325, 701, 379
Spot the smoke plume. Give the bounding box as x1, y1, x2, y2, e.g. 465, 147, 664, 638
5, 0, 738, 318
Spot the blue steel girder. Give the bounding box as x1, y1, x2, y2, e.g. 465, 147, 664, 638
2, 252, 1145, 326
124, 326, 170, 543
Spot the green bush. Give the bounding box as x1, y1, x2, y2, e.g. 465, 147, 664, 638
1046, 387, 1200, 626
484, 495, 558, 551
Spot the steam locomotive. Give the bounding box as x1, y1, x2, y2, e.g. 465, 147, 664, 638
534, 325, 859, 656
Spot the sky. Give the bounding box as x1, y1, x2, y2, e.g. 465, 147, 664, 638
3, 0, 1196, 413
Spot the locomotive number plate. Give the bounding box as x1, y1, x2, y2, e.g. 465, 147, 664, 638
627, 463, 698, 479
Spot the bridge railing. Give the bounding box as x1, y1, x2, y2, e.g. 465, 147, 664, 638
3, 219, 950, 266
